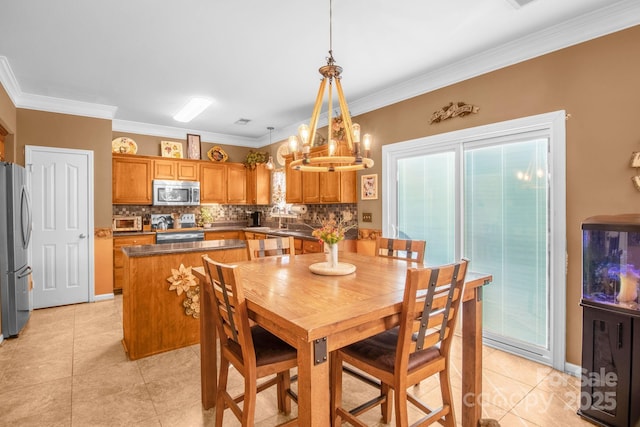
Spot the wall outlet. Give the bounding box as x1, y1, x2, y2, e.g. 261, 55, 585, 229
362, 212, 372, 222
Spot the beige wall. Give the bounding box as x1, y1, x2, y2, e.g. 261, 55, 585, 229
0, 83, 17, 162
2, 25, 639, 363
112, 131, 252, 163
16, 109, 113, 228
350, 25, 640, 365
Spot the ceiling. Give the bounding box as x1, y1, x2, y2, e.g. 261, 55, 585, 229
0, 0, 637, 147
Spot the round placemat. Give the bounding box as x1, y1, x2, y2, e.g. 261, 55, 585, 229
309, 262, 356, 276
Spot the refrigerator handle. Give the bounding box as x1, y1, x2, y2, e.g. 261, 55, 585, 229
17, 265, 32, 279
21, 185, 33, 249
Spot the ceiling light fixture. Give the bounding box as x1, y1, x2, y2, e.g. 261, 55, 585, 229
265, 127, 275, 170
173, 97, 212, 123
288, 0, 374, 173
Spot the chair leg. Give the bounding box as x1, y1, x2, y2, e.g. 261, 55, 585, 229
439, 369, 456, 427
242, 369, 258, 426
330, 353, 343, 427
380, 383, 392, 423
216, 357, 230, 427
277, 371, 292, 414
394, 385, 409, 427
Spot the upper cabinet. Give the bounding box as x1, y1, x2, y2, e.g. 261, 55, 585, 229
227, 163, 247, 204
200, 163, 227, 203
112, 154, 153, 205
247, 163, 271, 205
200, 162, 247, 204
285, 145, 356, 204
153, 158, 199, 181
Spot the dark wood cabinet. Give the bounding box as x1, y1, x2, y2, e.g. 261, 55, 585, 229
579, 303, 639, 426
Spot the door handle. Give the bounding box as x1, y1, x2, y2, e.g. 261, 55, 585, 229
79, 233, 87, 239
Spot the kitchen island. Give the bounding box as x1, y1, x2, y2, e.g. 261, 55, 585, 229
121, 239, 247, 360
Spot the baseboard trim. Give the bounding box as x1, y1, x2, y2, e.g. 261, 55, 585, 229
564, 362, 582, 378
94, 293, 115, 302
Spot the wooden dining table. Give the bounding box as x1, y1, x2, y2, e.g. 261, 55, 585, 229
193, 252, 492, 426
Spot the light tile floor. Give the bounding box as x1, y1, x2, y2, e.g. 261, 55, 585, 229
0, 296, 592, 426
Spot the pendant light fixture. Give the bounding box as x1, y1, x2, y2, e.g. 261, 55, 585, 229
265, 126, 275, 170
287, 0, 374, 173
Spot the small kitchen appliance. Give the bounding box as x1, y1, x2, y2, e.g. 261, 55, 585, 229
152, 180, 200, 206
112, 215, 142, 232
250, 211, 262, 227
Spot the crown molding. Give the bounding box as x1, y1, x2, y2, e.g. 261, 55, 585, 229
2, 0, 639, 147
0, 56, 22, 105
111, 119, 258, 148
0, 56, 117, 120
347, 0, 640, 118
19, 93, 117, 120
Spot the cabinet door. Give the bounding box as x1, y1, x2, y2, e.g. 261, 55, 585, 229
177, 161, 199, 181
227, 164, 247, 204
580, 306, 631, 426
200, 163, 227, 203
247, 164, 271, 205
320, 172, 341, 203
112, 156, 153, 204
153, 159, 177, 180
631, 318, 640, 426
302, 172, 320, 203
205, 231, 241, 240
285, 158, 303, 203
302, 239, 323, 253
113, 234, 155, 292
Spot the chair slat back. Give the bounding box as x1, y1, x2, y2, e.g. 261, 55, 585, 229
375, 237, 426, 263
398, 259, 468, 366
202, 255, 255, 364
247, 236, 296, 260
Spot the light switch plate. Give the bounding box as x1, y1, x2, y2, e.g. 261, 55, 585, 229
362, 212, 372, 222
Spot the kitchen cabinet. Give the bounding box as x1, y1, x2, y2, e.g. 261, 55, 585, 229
579, 303, 640, 426
302, 239, 323, 254
200, 162, 246, 204
284, 146, 356, 204
227, 163, 247, 204
113, 234, 155, 293
247, 163, 271, 205
112, 154, 153, 205
244, 231, 267, 240
285, 156, 303, 203
205, 230, 242, 240
153, 158, 199, 181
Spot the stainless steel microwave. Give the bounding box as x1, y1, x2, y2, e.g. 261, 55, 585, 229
152, 180, 200, 206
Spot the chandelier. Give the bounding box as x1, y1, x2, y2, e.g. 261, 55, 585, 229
288, 0, 374, 173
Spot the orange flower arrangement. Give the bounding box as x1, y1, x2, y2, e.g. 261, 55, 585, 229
312, 217, 356, 245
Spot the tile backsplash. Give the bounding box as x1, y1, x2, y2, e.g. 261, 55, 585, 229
112, 203, 358, 230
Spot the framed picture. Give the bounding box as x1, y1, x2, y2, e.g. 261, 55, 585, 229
361, 174, 378, 200
161, 141, 183, 158
187, 134, 201, 160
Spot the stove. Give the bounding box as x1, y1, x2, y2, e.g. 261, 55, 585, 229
151, 214, 204, 244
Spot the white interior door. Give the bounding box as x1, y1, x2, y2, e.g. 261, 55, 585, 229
26, 146, 94, 308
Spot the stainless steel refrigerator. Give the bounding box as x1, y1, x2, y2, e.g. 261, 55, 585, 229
0, 162, 33, 338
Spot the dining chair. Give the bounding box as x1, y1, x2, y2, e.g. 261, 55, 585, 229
201, 255, 298, 427
246, 236, 296, 260
331, 259, 469, 427
375, 236, 426, 264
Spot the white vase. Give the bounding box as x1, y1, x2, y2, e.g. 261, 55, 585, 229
326, 243, 339, 268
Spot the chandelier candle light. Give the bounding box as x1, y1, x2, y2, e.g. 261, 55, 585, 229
288, 0, 374, 173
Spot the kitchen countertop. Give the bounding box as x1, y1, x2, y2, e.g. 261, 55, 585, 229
114, 224, 348, 241
122, 239, 246, 257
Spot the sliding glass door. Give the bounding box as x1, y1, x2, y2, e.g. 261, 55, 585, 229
382, 112, 566, 368
464, 139, 549, 351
